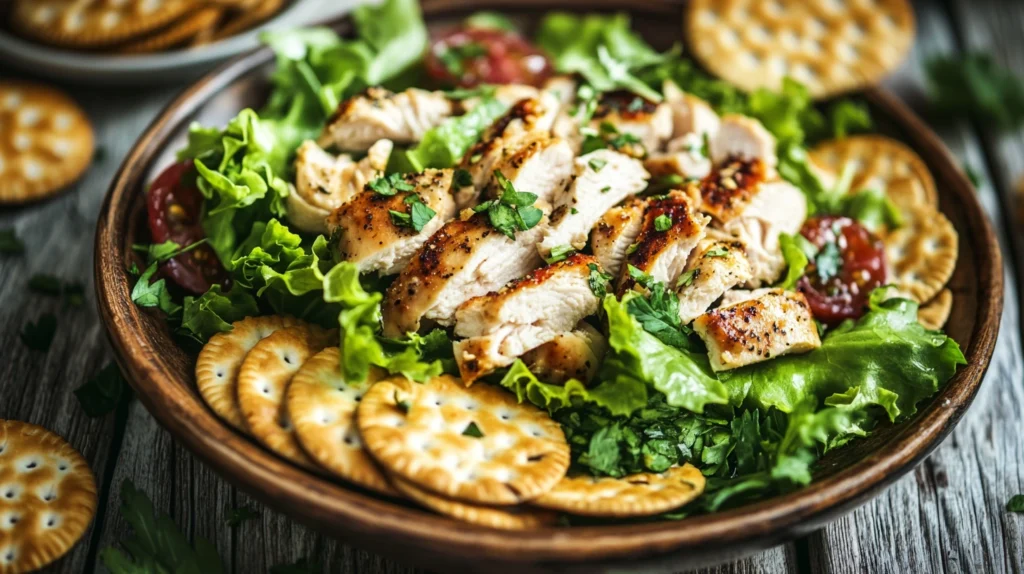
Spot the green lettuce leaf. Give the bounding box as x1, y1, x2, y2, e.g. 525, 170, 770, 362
497, 359, 647, 417
180, 285, 259, 342
404, 96, 508, 170
776, 233, 815, 290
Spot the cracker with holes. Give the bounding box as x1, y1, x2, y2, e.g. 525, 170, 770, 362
196, 315, 302, 432
390, 476, 558, 530
287, 348, 395, 496
0, 421, 96, 573
117, 6, 223, 53
918, 288, 953, 330
11, 0, 197, 48
358, 375, 569, 506
686, 0, 914, 99
810, 135, 938, 210
884, 205, 958, 303
0, 81, 94, 205
212, 0, 284, 41
532, 464, 705, 517
237, 325, 336, 469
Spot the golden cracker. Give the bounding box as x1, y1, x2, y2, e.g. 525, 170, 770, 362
390, 476, 558, 530
236, 325, 335, 469
287, 348, 396, 496
531, 464, 705, 518
116, 6, 222, 54
686, 0, 915, 99
0, 421, 97, 573
195, 315, 302, 433
211, 0, 285, 41
918, 288, 953, 330
883, 204, 958, 303
358, 375, 569, 506
0, 81, 94, 205
11, 0, 198, 48
810, 135, 937, 210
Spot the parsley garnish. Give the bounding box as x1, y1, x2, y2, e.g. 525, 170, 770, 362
627, 97, 644, 112
444, 85, 497, 101
600, 185, 611, 193
814, 241, 842, 283
703, 247, 730, 258
132, 239, 208, 265
454, 168, 473, 187
587, 263, 613, 298
20, 313, 57, 352
462, 422, 484, 438
926, 53, 1024, 128
389, 195, 436, 232
472, 170, 544, 239
74, 362, 130, 417
224, 504, 260, 527
368, 173, 415, 196
676, 269, 697, 289
131, 262, 181, 316
589, 158, 607, 172
964, 163, 983, 188
439, 42, 488, 76
545, 244, 575, 264
573, 84, 599, 127
626, 264, 654, 288
626, 242, 639, 255
1008, 495, 1024, 513
654, 214, 673, 232
570, 207, 579, 215
28, 274, 85, 307
0, 229, 24, 255
624, 277, 694, 349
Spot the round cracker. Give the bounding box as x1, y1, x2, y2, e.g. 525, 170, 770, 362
0, 421, 97, 573
918, 288, 953, 330
236, 325, 336, 469
390, 476, 558, 530
358, 375, 569, 506
0, 81, 94, 205
884, 204, 958, 303
116, 6, 223, 54
531, 464, 706, 518
11, 0, 198, 48
686, 0, 914, 99
810, 135, 937, 209
195, 315, 302, 432
287, 348, 395, 496
211, 0, 285, 41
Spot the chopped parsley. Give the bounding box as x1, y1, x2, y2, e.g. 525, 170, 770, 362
20, 313, 57, 352
570, 207, 579, 215
676, 268, 697, 289
654, 214, 673, 232
814, 241, 842, 283
582, 122, 644, 156
74, 362, 130, 417
368, 173, 414, 196
224, 504, 260, 527
389, 194, 436, 232
587, 263, 613, 298
454, 168, 473, 187
545, 244, 575, 264
1008, 494, 1024, 513
588, 158, 608, 172
703, 247, 730, 258
0, 229, 24, 255
573, 84, 599, 127
623, 273, 694, 350
472, 170, 544, 239
28, 274, 85, 307
438, 41, 488, 76
626, 264, 654, 287
462, 422, 484, 438
600, 186, 611, 193
626, 242, 639, 255
926, 53, 1024, 129
627, 97, 644, 112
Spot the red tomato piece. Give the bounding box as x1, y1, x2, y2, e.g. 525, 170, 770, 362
797, 215, 887, 326
425, 27, 552, 88
146, 160, 227, 294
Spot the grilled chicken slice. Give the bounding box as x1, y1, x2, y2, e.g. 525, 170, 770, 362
543, 75, 578, 107
709, 114, 778, 169
693, 289, 821, 372
318, 87, 453, 151
717, 180, 806, 285
538, 149, 650, 257
485, 137, 575, 209
325, 169, 456, 275
590, 197, 647, 276
645, 133, 713, 182
699, 157, 770, 224
287, 139, 392, 233
591, 91, 673, 155
663, 80, 720, 140
453, 254, 602, 384
381, 213, 545, 337
460, 84, 540, 111
676, 239, 752, 324
453, 93, 562, 208
718, 287, 777, 308
618, 187, 710, 293
522, 322, 607, 385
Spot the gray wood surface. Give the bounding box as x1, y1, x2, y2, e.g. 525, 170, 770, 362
1, 0, 1022, 572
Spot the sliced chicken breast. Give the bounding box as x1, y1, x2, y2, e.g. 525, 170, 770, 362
693, 289, 821, 372
663, 80, 720, 140
718, 287, 777, 308
485, 137, 575, 208
590, 197, 647, 276
699, 157, 770, 224
538, 149, 650, 257
318, 87, 453, 151
645, 133, 713, 182
542, 75, 578, 107
460, 84, 540, 112
326, 169, 456, 275
591, 91, 673, 155
676, 239, 752, 324
287, 139, 392, 233
522, 322, 607, 385
381, 213, 545, 337
453, 254, 602, 384
709, 114, 778, 169
618, 187, 710, 293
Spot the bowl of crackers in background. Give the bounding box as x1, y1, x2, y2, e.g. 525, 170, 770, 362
0, 0, 357, 84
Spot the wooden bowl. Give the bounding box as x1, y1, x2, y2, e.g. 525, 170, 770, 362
94, 0, 1003, 571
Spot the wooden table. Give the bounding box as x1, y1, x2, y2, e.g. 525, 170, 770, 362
2, 0, 1022, 571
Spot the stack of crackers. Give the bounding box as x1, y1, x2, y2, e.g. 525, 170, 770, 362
8, 0, 290, 55
197, 317, 707, 529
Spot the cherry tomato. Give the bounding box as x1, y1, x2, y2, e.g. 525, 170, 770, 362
425, 27, 552, 88
146, 160, 227, 294
797, 215, 886, 326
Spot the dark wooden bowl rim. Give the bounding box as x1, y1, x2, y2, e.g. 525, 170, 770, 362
94, 0, 1003, 568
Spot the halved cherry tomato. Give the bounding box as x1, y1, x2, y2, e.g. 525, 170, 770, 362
425, 27, 552, 88
146, 160, 227, 294
797, 215, 886, 326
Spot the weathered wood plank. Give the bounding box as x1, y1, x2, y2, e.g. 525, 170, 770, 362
806, 1, 1024, 572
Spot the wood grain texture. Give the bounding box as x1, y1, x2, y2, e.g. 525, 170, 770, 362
807, 1, 1024, 572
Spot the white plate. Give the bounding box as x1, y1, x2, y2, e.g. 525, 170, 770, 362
0, 0, 357, 85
